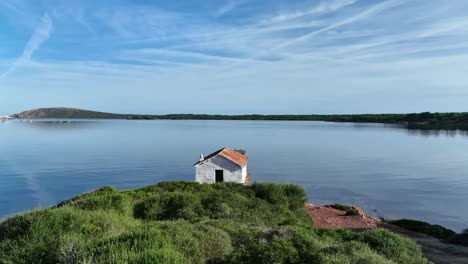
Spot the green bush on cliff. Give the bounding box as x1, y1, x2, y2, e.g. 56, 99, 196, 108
331, 203, 353, 211
345, 208, 360, 216
386, 219, 456, 239
0, 182, 430, 264
446, 228, 468, 246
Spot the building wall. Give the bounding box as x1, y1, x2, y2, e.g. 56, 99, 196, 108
195, 156, 244, 184
241, 166, 247, 183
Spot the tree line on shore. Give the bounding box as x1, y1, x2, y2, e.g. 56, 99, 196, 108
13, 108, 468, 123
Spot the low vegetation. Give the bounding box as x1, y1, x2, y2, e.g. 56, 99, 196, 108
448, 229, 468, 246
331, 203, 360, 216
157, 112, 468, 125
331, 203, 353, 211
385, 219, 468, 248
345, 208, 360, 216
386, 219, 456, 239
0, 182, 430, 263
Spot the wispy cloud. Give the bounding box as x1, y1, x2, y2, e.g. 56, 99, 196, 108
418, 17, 468, 38
0, 13, 53, 79
0, 0, 30, 20
0, 1, 23, 15
22, 14, 53, 60
265, 0, 357, 24
216, 0, 247, 17
223, 0, 401, 67
274, 0, 402, 51
123, 48, 244, 64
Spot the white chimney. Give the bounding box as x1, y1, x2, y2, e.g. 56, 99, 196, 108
199, 153, 204, 162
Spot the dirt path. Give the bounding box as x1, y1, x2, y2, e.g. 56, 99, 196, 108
305, 203, 468, 264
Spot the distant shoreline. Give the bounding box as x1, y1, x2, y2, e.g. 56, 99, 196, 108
9, 107, 468, 130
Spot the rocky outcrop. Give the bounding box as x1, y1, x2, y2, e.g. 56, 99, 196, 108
305, 203, 380, 230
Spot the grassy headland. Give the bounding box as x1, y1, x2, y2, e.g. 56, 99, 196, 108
0, 182, 430, 263
11, 108, 468, 129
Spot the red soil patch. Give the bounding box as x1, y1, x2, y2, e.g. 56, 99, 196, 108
305, 203, 468, 263
305, 203, 380, 230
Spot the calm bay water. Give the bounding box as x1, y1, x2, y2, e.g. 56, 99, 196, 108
1, 119, 467, 231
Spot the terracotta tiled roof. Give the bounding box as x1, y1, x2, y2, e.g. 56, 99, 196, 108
219, 147, 249, 167
194, 147, 248, 167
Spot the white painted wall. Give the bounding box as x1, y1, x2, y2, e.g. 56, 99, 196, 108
195, 156, 244, 184
241, 166, 247, 183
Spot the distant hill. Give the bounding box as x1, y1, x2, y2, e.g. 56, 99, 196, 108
11, 108, 131, 119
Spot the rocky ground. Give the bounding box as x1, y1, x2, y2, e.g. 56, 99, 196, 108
306, 203, 468, 264
306, 203, 380, 230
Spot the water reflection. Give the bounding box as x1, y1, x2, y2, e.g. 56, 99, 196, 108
15, 119, 101, 130
349, 122, 468, 138
7, 119, 468, 138
406, 128, 468, 138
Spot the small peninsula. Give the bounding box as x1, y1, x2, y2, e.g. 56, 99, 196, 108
11, 107, 468, 130
0, 182, 431, 264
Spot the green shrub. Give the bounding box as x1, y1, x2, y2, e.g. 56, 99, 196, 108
252, 183, 289, 207
331, 204, 352, 211
151, 220, 233, 263
330, 204, 360, 217
204, 219, 259, 250
387, 219, 456, 239
134, 196, 163, 220
159, 192, 204, 220
86, 210, 139, 237
358, 229, 431, 264
0, 210, 43, 241
201, 192, 233, 219
192, 224, 233, 262
283, 184, 307, 210
80, 223, 102, 235
142, 181, 208, 193
136, 248, 185, 264
315, 241, 394, 264
0, 207, 89, 263
97, 186, 117, 193
56, 186, 118, 207
56, 233, 88, 264
448, 232, 468, 246
213, 182, 255, 198
249, 240, 300, 264
57, 187, 133, 216
134, 192, 204, 221
152, 221, 204, 263
252, 182, 307, 210
345, 209, 360, 216
70, 193, 132, 214
88, 226, 176, 263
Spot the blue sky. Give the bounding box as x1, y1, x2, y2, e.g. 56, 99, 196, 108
1, 0, 468, 115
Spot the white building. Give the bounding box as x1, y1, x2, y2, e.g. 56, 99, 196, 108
194, 147, 250, 185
